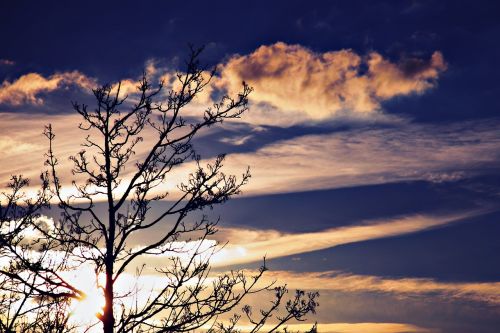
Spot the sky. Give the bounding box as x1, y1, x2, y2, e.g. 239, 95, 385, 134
1, 1, 500, 332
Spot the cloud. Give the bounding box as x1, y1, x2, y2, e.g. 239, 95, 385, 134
131, 210, 481, 269
216, 42, 446, 125
260, 270, 500, 306
110, 78, 143, 99
0, 71, 96, 105
0, 43, 445, 127
368, 51, 446, 99
0, 137, 39, 155
0, 111, 218, 201
0, 112, 86, 183
219, 134, 253, 146
220, 119, 500, 195
1, 112, 500, 200
208, 211, 479, 266
223, 322, 434, 333
4, 214, 497, 331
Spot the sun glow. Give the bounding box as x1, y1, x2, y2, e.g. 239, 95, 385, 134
70, 289, 105, 324
65, 266, 106, 327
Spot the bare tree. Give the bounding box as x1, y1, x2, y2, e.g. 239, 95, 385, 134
0, 47, 318, 333
0, 175, 77, 333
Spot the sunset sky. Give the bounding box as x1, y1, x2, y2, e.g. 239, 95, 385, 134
1, 1, 500, 332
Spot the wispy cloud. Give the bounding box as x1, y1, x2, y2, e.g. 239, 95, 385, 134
0, 113, 85, 182
221, 120, 500, 195
219, 134, 254, 146
132, 210, 482, 269
1, 113, 500, 199
208, 211, 479, 266
260, 270, 500, 306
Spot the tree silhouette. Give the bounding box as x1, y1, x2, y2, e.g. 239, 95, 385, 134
0, 47, 318, 333
0, 176, 76, 333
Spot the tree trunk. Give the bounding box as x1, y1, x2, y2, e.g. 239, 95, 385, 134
103, 120, 115, 333
103, 211, 115, 333
102, 261, 114, 333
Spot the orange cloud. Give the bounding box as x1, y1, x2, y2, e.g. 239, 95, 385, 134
0, 71, 96, 105
216, 42, 446, 124
368, 51, 446, 99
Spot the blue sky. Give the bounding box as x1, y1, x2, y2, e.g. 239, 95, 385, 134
1, 1, 500, 332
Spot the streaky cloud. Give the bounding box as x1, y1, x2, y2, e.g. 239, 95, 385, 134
260, 270, 500, 306
207, 210, 483, 266
222, 119, 500, 195
1, 114, 500, 199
